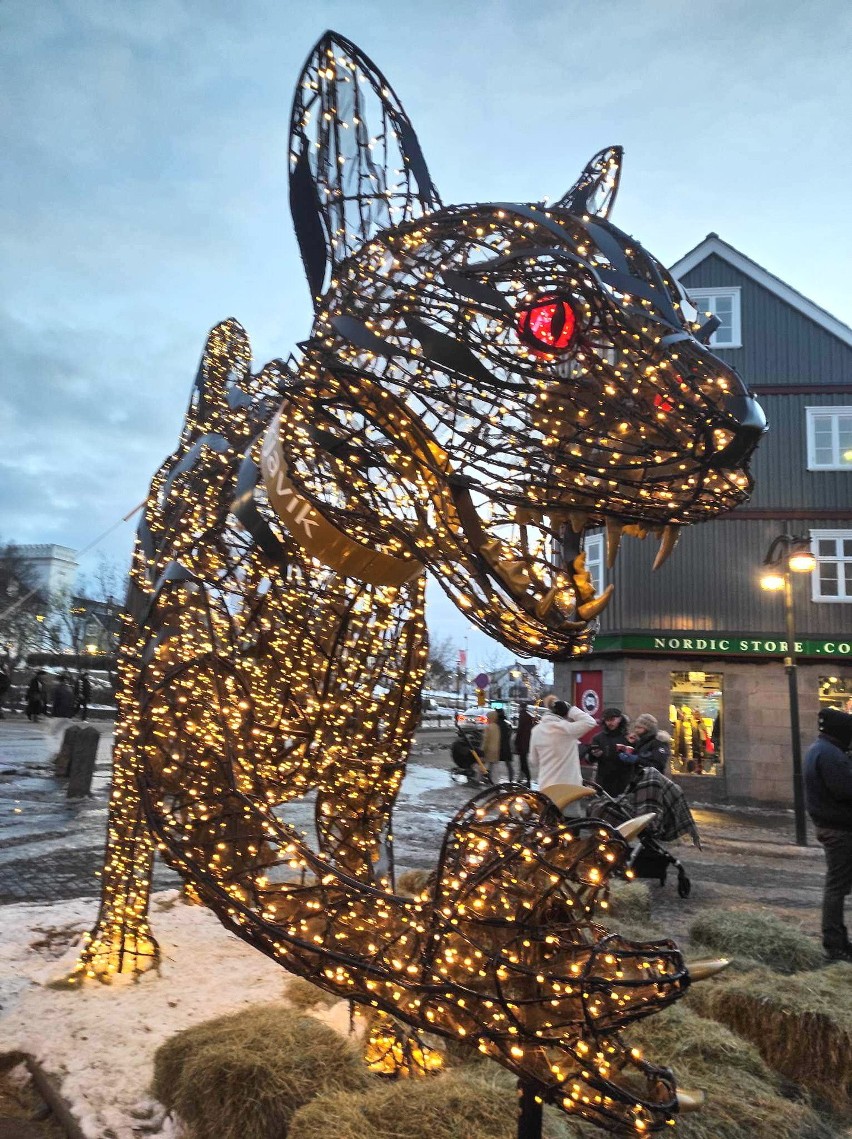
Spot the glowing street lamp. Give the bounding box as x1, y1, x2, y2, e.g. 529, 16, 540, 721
759, 533, 818, 846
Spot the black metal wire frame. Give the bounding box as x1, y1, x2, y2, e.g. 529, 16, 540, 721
76, 29, 764, 1134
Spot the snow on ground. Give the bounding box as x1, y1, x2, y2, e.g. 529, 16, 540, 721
0, 890, 349, 1139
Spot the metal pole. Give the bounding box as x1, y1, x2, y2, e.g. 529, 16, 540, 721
517, 1079, 543, 1139
784, 572, 808, 847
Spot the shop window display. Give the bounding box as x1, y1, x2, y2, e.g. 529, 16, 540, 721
820, 676, 852, 714
669, 671, 723, 775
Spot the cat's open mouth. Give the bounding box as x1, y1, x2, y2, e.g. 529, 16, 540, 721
461, 499, 680, 634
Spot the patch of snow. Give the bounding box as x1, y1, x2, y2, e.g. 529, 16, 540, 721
0, 893, 307, 1139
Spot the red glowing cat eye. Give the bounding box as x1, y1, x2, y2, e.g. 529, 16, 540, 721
517, 296, 576, 352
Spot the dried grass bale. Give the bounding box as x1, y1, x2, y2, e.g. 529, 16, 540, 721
667, 1066, 834, 1139
625, 1002, 772, 1082
605, 879, 652, 924
689, 909, 824, 973
687, 963, 852, 1113
284, 976, 340, 1010
624, 1003, 835, 1139
152, 1003, 370, 1139
396, 868, 432, 898
288, 1072, 583, 1139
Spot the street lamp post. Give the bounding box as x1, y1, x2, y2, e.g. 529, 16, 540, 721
759, 533, 817, 847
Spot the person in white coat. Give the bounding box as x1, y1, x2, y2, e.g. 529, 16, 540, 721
529, 699, 598, 815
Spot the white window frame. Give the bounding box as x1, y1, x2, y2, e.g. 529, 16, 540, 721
810, 529, 852, 603
687, 286, 742, 349
806, 406, 852, 471
584, 531, 605, 597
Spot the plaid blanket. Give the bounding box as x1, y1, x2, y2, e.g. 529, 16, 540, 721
588, 766, 701, 848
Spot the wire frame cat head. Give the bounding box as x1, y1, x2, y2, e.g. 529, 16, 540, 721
275, 31, 766, 660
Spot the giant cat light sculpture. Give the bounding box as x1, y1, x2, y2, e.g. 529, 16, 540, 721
76, 31, 765, 1134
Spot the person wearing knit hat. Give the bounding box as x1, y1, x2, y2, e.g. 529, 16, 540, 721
629, 713, 671, 775
804, 707, 852, 962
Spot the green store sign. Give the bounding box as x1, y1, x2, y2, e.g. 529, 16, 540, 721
592, 634, 852, 659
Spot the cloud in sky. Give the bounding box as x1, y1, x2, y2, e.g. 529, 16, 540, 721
1, 0, 851, 668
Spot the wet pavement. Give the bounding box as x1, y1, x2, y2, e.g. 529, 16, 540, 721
0, 717, 827, 946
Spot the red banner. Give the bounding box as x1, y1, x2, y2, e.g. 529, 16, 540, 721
573, 671, 603, 745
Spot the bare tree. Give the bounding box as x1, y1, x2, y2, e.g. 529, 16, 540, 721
424, 633, 457, 689
475, 645, 515, 678
93, 552, 127, 614
50, 554, 127, 689
0, 541, 52, 675
49, 587, 91, 667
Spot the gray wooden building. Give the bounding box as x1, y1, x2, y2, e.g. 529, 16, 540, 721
557, 234, 852, 806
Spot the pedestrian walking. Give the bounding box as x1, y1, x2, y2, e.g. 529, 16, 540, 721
514, 702, 534, 786
482, 708, 512, 783
0, 662, 10, 719
74, 671, 92, 720
804, 708, 852, 962
495, 707, 514, 783
586, 708, 633, 797
52, 674, 76, 719
482, 709, 500, 781
25, 671, 46, 722
529, 699, 597, 815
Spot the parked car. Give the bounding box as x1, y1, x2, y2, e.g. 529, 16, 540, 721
456, 706, 490, 747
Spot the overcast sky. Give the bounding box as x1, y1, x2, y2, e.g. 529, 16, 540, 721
2, 0, 851, 674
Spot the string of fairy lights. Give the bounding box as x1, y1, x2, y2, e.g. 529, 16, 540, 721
74, 29, 754, 1135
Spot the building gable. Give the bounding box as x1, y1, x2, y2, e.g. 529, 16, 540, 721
671, 236, 852, 388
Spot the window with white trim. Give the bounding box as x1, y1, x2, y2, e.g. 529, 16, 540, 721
810, 530, 852, 602
584, 531, 604, 596
687, 287, 742, 348
806, 406, 852, 470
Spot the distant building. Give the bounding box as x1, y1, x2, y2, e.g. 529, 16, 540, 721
12, 544, 78, 599
556, 234, 852, 807
72, 595, 121, 656
487, 662, 542, 706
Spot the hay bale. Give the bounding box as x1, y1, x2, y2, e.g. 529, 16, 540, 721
624, 1002, 834, 1138
604, 919, 669, 946
666, 1066, 834, 1139
453, 1066, 585, 1138
687, 963, 852, 1112
688, 910, 824, 973
288, 1072, 583, 1139
284, 976, 340, 1011
625, 1002, 772, 1083
396, 868, 432, 898
605, 879, 652, 924
152, 1003, 370, 1139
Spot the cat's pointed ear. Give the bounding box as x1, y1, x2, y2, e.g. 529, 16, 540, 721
289, 30, 443, 307
557, 146, 623, 219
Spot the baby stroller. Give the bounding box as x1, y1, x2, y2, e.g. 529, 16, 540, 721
448, 730, 491, 786
586, 766, 700, 898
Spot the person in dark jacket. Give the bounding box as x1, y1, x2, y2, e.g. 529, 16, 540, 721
26, 671, 46, 721
52, 674, 76, 719
629, 714, 671, 775
513, 702, 534, 786
495, 707, 514, 783
0, 663, 10, 719
804, 707, 852, 961
74, 671, 92, 719
587, 708, 633, 797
